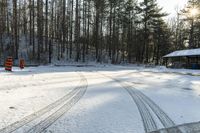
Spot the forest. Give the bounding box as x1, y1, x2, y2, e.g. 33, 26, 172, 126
0, 0, 199, 65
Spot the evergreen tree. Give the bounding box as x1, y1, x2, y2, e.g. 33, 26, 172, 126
0, 0, 188, 65
136, 0, 167, 63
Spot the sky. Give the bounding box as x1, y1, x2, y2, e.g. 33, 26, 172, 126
157, 0, 188, 19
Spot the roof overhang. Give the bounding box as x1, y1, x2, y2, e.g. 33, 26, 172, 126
163, 48, 200, 58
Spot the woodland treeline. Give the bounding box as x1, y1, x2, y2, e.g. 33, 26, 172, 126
0, 0, 199, 64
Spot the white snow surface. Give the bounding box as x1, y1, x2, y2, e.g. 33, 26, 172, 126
163, 48, 200, 57
0, 65, 200, 133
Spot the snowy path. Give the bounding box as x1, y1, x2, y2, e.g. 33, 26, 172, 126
99, 73, 178, 132
25, 73, 88, 133
0, 72, 87, 133
0, 66, 200, 133
46, 71, 144, 133
95, 67, 200, 132
0, 67, 82, 132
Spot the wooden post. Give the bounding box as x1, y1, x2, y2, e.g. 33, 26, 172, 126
196, 56, 198, 64
165, 58, 168, 68
187, 56, 189, 69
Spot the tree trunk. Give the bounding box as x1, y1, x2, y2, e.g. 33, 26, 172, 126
45, 0, 48, 52
13, 0, 18, 59
75, 0, 80, 62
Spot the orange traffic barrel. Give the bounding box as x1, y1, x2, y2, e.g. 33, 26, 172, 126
19, 59, 25, 69
5, 57, 13, 71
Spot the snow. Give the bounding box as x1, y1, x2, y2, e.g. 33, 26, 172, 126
47, 72, 144, 133
163, 48, 200, 57
0, 65, 200, 133
0, 66, 80, 129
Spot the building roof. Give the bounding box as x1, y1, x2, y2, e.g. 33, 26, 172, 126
163, 48, 200, 58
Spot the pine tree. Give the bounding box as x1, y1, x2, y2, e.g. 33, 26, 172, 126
0, 0, 185, 64
137, 0, 167, 63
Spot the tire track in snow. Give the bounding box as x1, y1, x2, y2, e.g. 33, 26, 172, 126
100, 73, 180, 133
125, 84, 181, 133
125, 85, 158, 132
0, 73, 87, 133
27, 73, 88, 133
134, 89, 175, 128
149, 121, 200, 133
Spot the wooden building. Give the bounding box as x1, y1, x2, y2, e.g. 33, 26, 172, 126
163, 48, 200, 69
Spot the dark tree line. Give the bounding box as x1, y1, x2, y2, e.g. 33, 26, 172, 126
0, 0, 198, 65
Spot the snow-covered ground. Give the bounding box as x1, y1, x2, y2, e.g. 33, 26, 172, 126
0, 65, 200, 133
